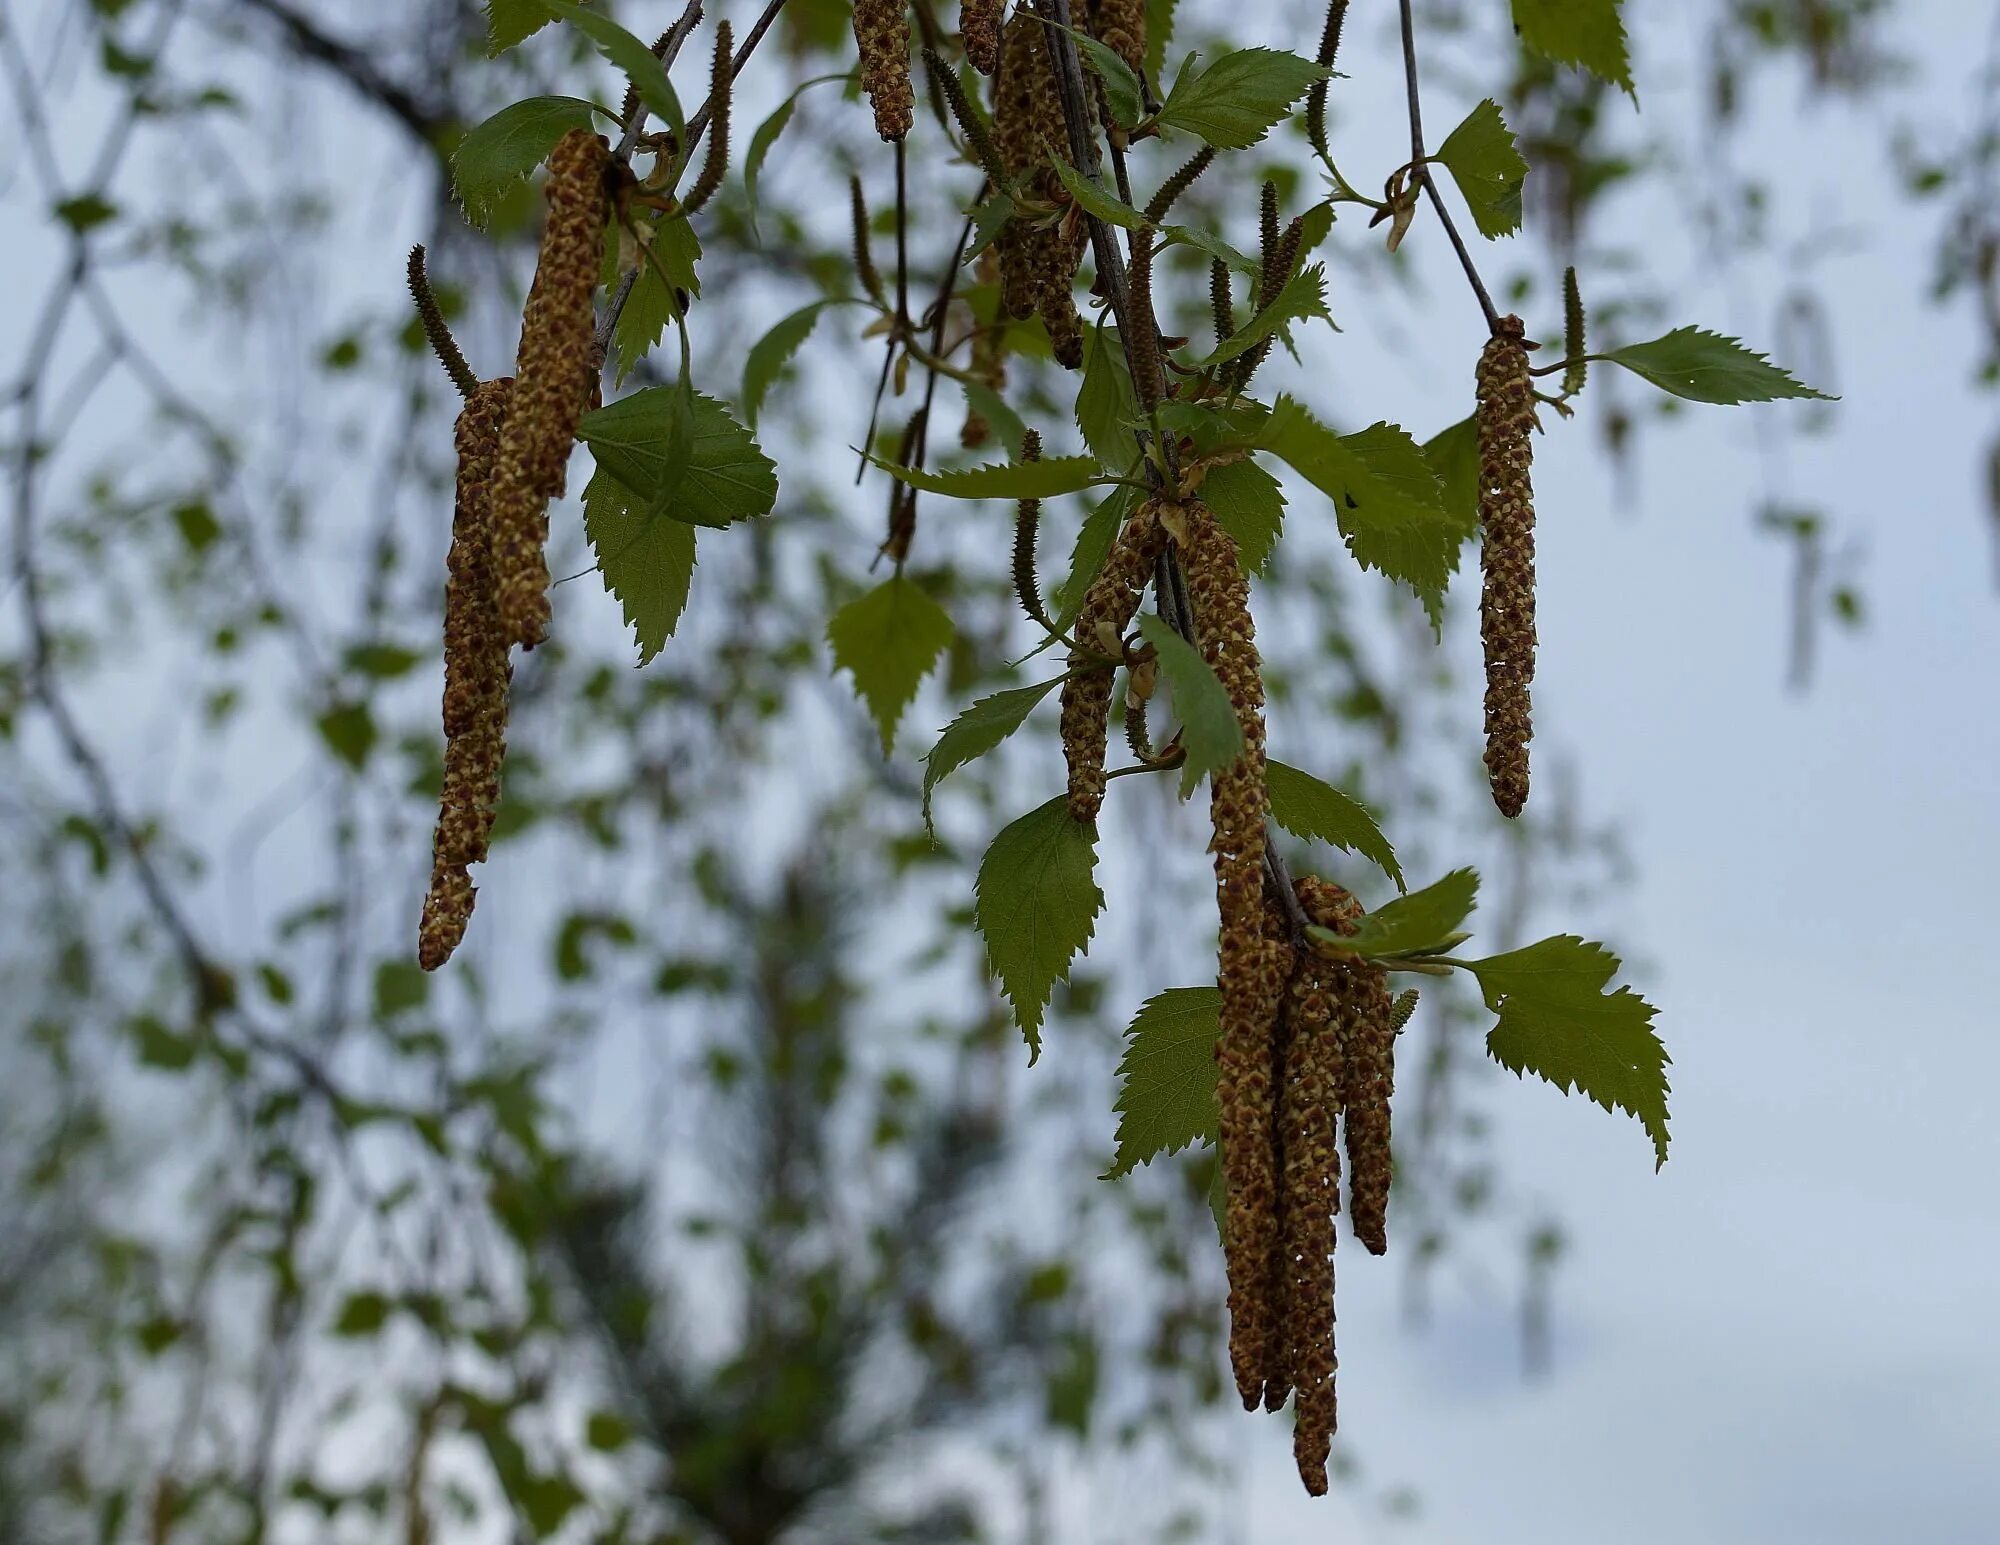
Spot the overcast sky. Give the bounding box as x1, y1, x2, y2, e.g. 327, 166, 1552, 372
6, 0, 1998, 1541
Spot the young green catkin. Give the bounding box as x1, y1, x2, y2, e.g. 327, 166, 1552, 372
925, 48, 1008, 190
420, 378, 515, 972
1059, 501, 1168, 822
1475, 314, 1538, 818
1304, 0, 1348, 165
1011, 429, 1055, 631
1143, 146, 1215, 226
853, 0, 914, 141
488, 128, 609, 650
407, 245, 478, 399
1562, 266, 1588, 397
962, 0, 1001, 74
849, 176, 886, 307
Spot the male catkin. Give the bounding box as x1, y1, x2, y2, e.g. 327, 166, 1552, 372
991, 12, 1087, 366
420, 378, 515, 971
961, 0, 1001, 74
1279, 947, 1341, 1493
1299, 880, 1395, 1258
488, 129, 608, 651
1092, 0, 1147, 76
1475, 314, 1538, 818
1059, 501, 1168, 822
853, 0, 914, 141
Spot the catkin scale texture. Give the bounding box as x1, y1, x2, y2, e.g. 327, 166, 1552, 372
1092, 0, 1146, 75
420, 378, 517, 972
489, 129, 609, 651
854, 0, 914, 140
991, 13, 1087, 362
1279, 951, 1341, 1493
961, 0, 1001, 74
1476, 315, 1538, 817
1059, 502, 1168, 822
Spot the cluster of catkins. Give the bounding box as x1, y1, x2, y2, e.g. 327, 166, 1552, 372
990, 11, 1092, 367
415, 129, 610, 970
1056, 497, 1406, 1493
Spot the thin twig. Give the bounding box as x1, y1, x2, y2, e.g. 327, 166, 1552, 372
1396, 0, 1499, 331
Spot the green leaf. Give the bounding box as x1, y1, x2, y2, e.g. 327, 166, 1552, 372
922, 678, 1064, 832
743, 299, 838, 427
610, 219, 699, 381
129, 1015, 196, 1072
332, 1291, 392, 1337
1104, 987, 1222, 1176
1155, 47, 1332, 150
1315, 868, 1477, 959
1198, 457, 1285, 573
1255, 398, 1471, 628
1051, 487, 1136, 628
538, 0, 684, 141
1510, 0, 1633, 92
1046, 20, 1145, 126
451, 96, 603, 227
315, 701, 377, 771
1421, 414, 1480, 533
584, 1411, 633, 1452
1157, 222, 1260, 276
171, 500, 221, 552
373, 959, 430, 1017
485, 0, 553, 52
964, 192, 1018, 261
974, 796, 1103, 1055
583, 469, 697, 666
962, 377, 1029, 458
1432, 99, 1527, 239
1600, 327, 1834, 405
1188, 263, 1329, 369
54, 194, 118, 234
1049, 158, 1147, 229
1144, 0, 1175, 81
1135, 615, 1245, 797
579, 388, 778, 526
1076, 326, 1140, 468
827, 576, 957, 754
744, 72, 849, 242
873, 454, 1108, 501
1265, 760, 1403, 890
1469, 935, 1671, 1167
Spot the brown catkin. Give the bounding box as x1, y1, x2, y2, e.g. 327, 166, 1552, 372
853, 0, 914, 141
1476, 314, 1538, 818
1059, 501, 1168, 822
1092, 0, 1147, 76
1280, 943, 1342, 1492
1179, 503, 1279, 1412
419, 378, 515, 972
488, 129, 608, 651
991, 12, 1087, 363
1298, 881, 1395, 1258
962, 0, 1002, 74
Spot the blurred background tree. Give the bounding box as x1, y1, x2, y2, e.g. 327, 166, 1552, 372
1, 0, 1991, 1540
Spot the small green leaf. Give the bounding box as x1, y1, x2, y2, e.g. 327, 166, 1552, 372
1255, 398, 1471, 628
743, 299, 841, 427
128, 1016, 196, 1072
873, 454, 1107, 501
134, 1315, 183, 1356
962, 377, 1029, 458
1421, 414, 1480, 533
584, 1411, 633, 1452
582, 468, 697, 666
1600, 327, 1834, 405
827, 576, 957, 754
744, 73, 849, 242
1469, 935, 1671, 1167
1197, 457, 1286, 573
315, 701, 377, 771
1144, 0, 1175, 80
974, 796, 1103, 1055
374, 959, 430, 1017
579, 388, 778, 526
1049, 158, 1148, 229
538, 0, 684, 140
451, 96, 603, 227
1316, 868, 1477, 959
1157, 221, 1260, 276
964, 192, 1018, 260
54, 194, 118, 233
485, 0, 553, 53
1051, 487, 1135, 628
1104, 987, 1222, 1176
1432, 99, 1527, 239
611, 220, 699, 382
171, 500, 220, 552
332, 1291, 392, 1337
1135, 615, 1245, 797
343, 642, 423, 679
1076, 326, 1140, 468
1188, 263, 1329, 369
1155, 47, 1332, 150
1511, 0, 1633, 92
922, 678, 1064, 831
1265, 760, 1403, 890
1046, 20, 1144, 126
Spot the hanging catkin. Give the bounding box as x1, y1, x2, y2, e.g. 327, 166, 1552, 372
991, 11, 1087, 367
1059, 500, 1168, 822
853, 0, 914, 141
1476, 314, 1538, 818
1177, 501, 1282, 1412
488, 128, 608, 650
961, 0, 1002, 75
1279, 937, 1342, 1493
1092, 0, 1147, 77
420, 378, 515, 971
